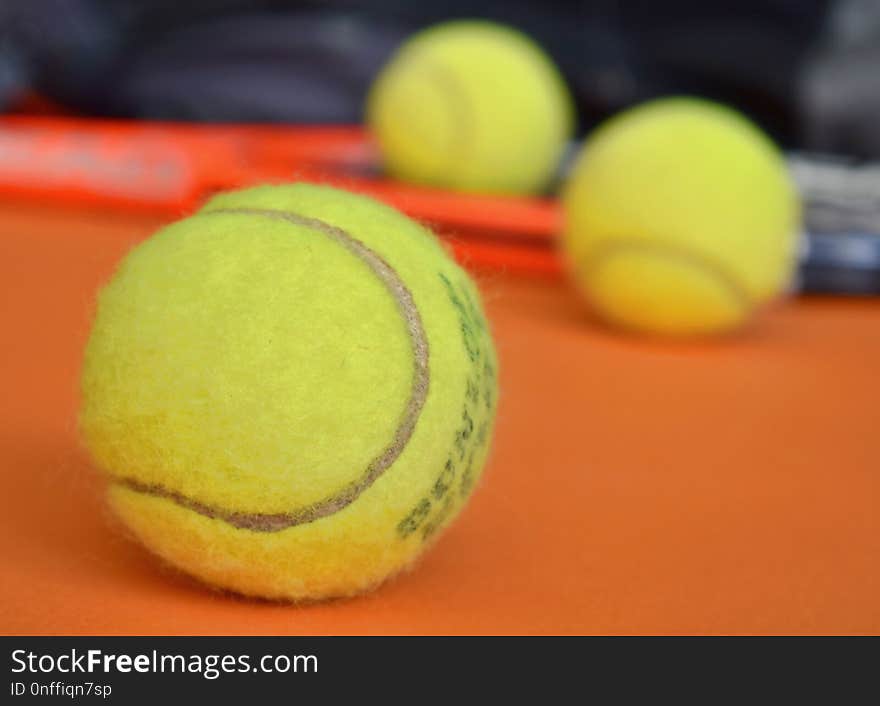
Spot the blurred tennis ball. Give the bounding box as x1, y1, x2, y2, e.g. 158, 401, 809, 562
366, 20, 574, 195
562, 97, 801, 336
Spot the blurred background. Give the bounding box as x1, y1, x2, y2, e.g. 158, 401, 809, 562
1, 0, 879, 154
2, 0, 880, 293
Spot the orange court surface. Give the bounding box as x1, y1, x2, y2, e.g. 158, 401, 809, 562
1, 198, 878, 635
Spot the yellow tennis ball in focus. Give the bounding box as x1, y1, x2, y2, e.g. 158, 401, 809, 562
80, 183, 498, 601
367, 20, 574, 194
562, 97, 801, 336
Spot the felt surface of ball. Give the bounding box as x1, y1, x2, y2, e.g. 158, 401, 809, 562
366, 20, 574, 195
562, 98, 801, 336
80, 183, 498, 601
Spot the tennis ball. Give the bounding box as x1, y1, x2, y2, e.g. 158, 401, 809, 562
366, 20, 574, 195
562, 97, 801, 336
80, 183, 498, 601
